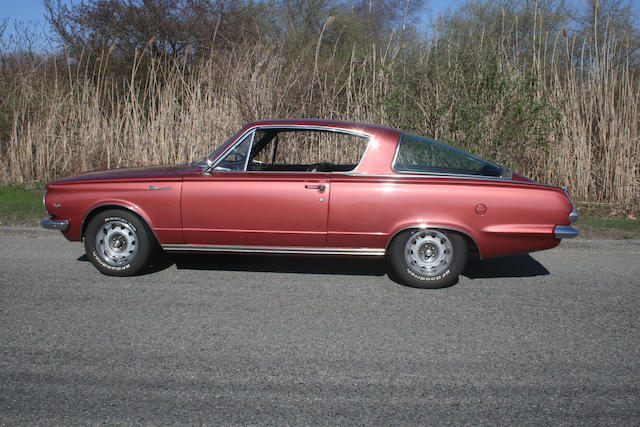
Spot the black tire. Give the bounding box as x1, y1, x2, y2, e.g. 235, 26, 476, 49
389, 228, 468, 289
84, 209, 154, 276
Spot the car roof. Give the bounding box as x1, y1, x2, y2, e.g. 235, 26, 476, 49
244, 119, 399, 136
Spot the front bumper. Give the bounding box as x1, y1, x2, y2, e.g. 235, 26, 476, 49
41, 218, 69, 231
554, 225, 579, 239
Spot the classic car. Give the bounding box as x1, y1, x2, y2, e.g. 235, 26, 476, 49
41, 119, 579, 288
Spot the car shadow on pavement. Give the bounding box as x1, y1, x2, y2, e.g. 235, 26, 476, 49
171, 253, 389, 276
462, 252, 549, 279
77, 251, 549, 280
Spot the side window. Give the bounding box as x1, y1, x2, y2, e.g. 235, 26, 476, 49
247, 129, 369, 172
214, 131, 254, 171
394, 133, 503, 177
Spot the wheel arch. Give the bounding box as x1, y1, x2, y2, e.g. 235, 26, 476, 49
81, 203, 160, 244
386, 225, 481, 258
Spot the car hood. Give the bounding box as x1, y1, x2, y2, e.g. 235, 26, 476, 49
51, 164, 195, 184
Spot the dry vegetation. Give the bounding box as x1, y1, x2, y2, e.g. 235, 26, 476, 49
0, 0, 638, 211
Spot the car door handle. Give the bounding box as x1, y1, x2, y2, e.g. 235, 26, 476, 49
305, 184, 326, 192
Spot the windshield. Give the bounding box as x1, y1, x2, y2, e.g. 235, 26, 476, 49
191, 128, 246, 167
393, 133, 505, 178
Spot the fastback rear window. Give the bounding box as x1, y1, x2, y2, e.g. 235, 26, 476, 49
393, 133, 503, 177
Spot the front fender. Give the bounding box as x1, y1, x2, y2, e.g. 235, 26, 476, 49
45, 181, 183, 244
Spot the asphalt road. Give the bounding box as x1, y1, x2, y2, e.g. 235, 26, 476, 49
1, 230, 639, 425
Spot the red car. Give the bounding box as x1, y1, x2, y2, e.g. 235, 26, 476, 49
41, 119, 578, 288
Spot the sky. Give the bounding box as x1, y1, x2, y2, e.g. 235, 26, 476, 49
1, 0, 51, 25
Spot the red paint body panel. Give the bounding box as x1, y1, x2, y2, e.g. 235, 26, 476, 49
326, 175, 569, 257
42, 120, 576, 260
44, 165, 186, 244
181, 172, 329, 246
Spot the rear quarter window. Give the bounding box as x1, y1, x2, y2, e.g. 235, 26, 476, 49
393, 133, 503, 177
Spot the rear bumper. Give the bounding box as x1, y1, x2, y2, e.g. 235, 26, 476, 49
41, 218, 69, 231
554, 225, 579, 239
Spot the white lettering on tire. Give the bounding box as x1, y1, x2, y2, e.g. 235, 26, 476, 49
406, 268, 451, 281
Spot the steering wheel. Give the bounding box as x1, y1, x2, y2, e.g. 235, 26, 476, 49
306, 162, 333, 172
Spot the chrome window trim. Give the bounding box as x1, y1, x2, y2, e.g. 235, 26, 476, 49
254, 124, 373, 139
343, 172, 517, 183
209, 125, 373, 174
162, 244, 385, 256
243, 131, 256, 171
386, 170, 512, 181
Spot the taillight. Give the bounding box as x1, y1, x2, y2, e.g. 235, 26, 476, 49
42, 191, 50, 215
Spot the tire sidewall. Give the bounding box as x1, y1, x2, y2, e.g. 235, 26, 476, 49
84, 210, 152, 276
389, 229, 468, 289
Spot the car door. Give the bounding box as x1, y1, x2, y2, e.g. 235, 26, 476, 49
181, 129, 330, 247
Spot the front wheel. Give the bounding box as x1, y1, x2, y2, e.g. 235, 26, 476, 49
389, 229, 468, 289
84, 209, 154, 276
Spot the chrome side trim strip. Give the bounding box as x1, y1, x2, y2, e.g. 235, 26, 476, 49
554, 225, 579, 239
161, 244, 386, 256
41, 218, 69, 231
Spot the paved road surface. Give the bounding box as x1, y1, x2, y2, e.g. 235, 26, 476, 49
1, 231, 639, 424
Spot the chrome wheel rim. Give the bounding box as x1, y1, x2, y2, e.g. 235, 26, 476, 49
404, 229, 453, 277
95, 220, 138, 266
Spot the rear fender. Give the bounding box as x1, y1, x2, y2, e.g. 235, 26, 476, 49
387, 223, 481, 257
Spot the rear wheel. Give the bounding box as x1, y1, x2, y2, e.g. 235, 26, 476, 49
389, 229, 468, 289
84, 209, 154, 276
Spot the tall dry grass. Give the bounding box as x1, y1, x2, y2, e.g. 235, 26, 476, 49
546, 25, 639, 206
410, 8, 640, 209
3, 47, 243, 181
0, 9, 638, 210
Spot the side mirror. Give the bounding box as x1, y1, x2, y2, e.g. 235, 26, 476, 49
203, 158, 214, 176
